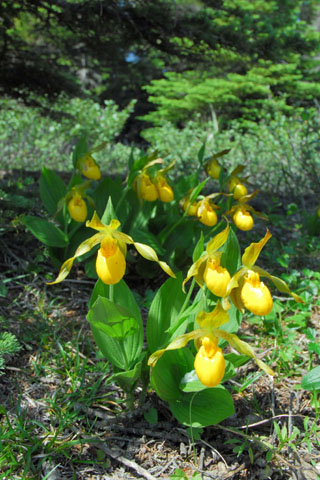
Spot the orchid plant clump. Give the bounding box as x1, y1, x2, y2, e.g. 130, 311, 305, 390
23, 137, 303, 428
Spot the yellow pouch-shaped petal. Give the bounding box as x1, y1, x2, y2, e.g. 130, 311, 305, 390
207, 159, 221, 180
233, 208, 254, 231
197, 200, 218, 227
96, 237, 126, 285
68, 193, 87, 223
203, 258, 231, 297
79, 154, 101, 180
194, 337, 225, 387
156, 175, 174, 202
233, 183, 248, 200
240, 270, 273, 316
140, 174, 158, 201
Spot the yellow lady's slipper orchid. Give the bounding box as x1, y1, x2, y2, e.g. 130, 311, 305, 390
57, 180, 94, 223
224, 230, 303, 315
206, 158, 221, 180
78, 153, 101, 180
47, 212, 175, 285
155, 174, 174, 202
239, 270, 273, 316
183, 223, 230, 297
67, 192, 88, 223
233, 183, 248, 200
138, 173, 159, 202
194, 336, 225, 387
197, 198, 218, 227
181, 195, 199, 216
148, 302, 275, 388
203, 256, 231, 297
233, 206, 254, 231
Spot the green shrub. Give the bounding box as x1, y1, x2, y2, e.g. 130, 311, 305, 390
142, 106, 320, 198
0, 95, 137, 173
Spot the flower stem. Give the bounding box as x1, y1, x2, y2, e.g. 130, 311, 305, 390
109, 284, 114, 303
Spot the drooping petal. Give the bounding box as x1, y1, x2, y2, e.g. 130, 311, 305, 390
196, 301, 229, 329
242, 229, 272, 267
212, 329, 275, 376
182, 254, 208, 291
113, 230, 134, 245
47, 257, 76, 285
253, 266, 304, 304
206, 222, 229, 255
47, 232, 104, 284
225, 268, 246, 297
133, 242, 176, 278
148, 330, 203, 368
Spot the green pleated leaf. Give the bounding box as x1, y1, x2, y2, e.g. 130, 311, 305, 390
112, 361, 142, 392
40, 167, 67, 216
72, 137, 88, 168
169, 386, 234, 427
88, 280, 141, 327
101, 197, 118, 225
21, 215, 68, 247
92, 176, 123, 218
192, 232, 204, 263
150, 348, 195, 402
301, 366, 320, 391
147, 273, 187, 353
87, 295, 143, 370
221, 226, 241, 276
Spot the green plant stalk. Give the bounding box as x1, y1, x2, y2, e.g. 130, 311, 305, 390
115, 185, 130, 215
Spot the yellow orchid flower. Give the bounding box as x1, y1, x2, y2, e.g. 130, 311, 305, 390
48, 212, 175, 285
183, 223, 230, 297
78, 153, 101, 180
227, 191, 266, 232
133, 158, 175, 203
232, 205, 254, 231
223, 230, 303, 315
134, 172, 159, 202
206, 158, 221, 180
154, 173, 174, 202
148, 302, 275, 388
228, 165, 250, 201
180, 194, 199, 216
56, 180, 94, 223
197, 198, 218, 227
67, 192, 88, 223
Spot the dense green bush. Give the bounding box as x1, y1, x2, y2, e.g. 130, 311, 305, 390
0, 95, 137, 173
142, 105, 320, 199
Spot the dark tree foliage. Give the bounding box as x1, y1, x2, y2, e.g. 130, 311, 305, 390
1, 0, 320, 131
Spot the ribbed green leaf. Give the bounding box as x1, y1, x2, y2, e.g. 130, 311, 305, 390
22, 216, 68, 247
301, 366, 320, 391
221, 227, 241, 276
169, 386, 234, 427
40, 167, 66, 215
87, 294, 143, 370
150, 348, 194, 402
147, 273, 187, 352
